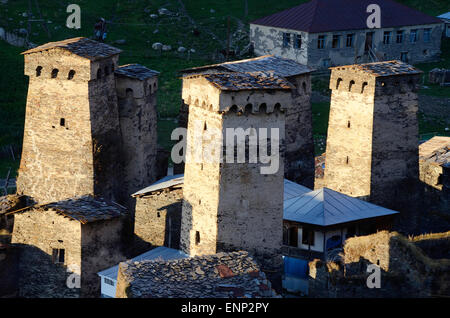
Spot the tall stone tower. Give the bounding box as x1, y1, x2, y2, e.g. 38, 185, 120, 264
115, 64, 159, 204
324, 60, 421, 208
17, 38, 123, 203
179, 56, 315, 188
179, 72, 292, 270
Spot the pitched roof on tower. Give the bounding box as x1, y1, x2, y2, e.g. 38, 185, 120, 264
22, 37, 122, 61
115, 64, 160, 80
330, 60, 422, 77
199, 72, 294, 91
251, 0, 442, 33
180, 55, 314, 78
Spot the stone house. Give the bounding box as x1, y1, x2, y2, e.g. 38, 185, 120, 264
250, 0, 443, 69
179, 55, 315, 188
419, 136, 450, 212
324, 60, 421, 210
115, 251, 277, 298
16, 37, 161, 206
10, 195, 126, 297
132, 174, 184, 252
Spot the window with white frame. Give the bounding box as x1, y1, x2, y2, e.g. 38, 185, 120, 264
104, 278, 115, 286
383, 31, 391, 44
317, 35, 326, 49
294, 34, 302, 49
423, 28, 431, 43
410, 29, 418, 43
283, 33, 291, 47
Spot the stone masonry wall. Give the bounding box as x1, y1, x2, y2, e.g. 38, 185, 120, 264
116, 75, 158, 206
180, 77, 289, 271
17, 50, 95, 203
134, 188, 183, 251
324, 70, 376, 197
11, 209, 82, 297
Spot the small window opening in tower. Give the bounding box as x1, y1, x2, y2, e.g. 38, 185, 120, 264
195, 231, 200, 245
153, 83, 157, 90
97, 68, 102, 79
157, 212, 160, 218
104, 66, 109, 76
60, 118, 65, 127
149, 84, 152, 94
51, 69, 59, 78
347, 121, 351, 128
36, 66, 42, 77
361, 82, 368, 93
302, 82, 307, 94
336, 78, 342, 89
111, 64, 115, 72
346, 156, 349, 164
126, 88, 133, 97
349, 80, 355, 92
199, 199, 201, 205
68, 70, 75, 80
203, 122, 207, 131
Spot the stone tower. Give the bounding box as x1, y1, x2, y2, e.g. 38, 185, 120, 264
179, 72, 292, 270
324, 60, 421, 208
179, 56, 315, 188
115, 64, 159, 204
17, 38, 122, 203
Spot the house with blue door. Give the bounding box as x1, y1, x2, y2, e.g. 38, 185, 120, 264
282, 187, 399, 294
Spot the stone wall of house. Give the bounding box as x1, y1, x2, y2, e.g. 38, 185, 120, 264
11, 209, 83, 297
80, 218, 125, 297
180, 76, 289, 271
134, 188, 183, 252
308, 231, 450, 297
324, 67, 420, 210
11, 208, 124, 297
16, 50, 122, 204
250, 23, 443, 69
116, 75, 158, 206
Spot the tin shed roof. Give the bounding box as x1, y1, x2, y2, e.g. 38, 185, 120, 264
22, 37, 122, 61
98, 246, 188, 280
251, 0, 442, 33
283, 187, 398, 226
133, 175, 312, 199
180, 55, 313, 78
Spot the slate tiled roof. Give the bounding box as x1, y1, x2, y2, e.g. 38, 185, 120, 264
283, 187, 399, 226
10, 195, 126, 224
40, 196, 125, 224
330, 60, 422, 77
200, 72, 293, 91
22, 37, 122, 61
419, 136, 450, 166
180, 55, 313, 78
251, 0, 442, 33
115, 64, 160, 80
118, 251, 277, 298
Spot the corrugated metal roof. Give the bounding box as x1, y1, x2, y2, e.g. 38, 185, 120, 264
115, 64, 160, 80
180, 55, 313, 78
284, 179, 311, 200
251, 0, 442, 33
97, 247, 188, 280
21, 37, 122, 60
437, 12, 450, 20
133, 175, 312, 199
132, 174, 184, 197
330, 60, 422, 77
283, 187, 398, 226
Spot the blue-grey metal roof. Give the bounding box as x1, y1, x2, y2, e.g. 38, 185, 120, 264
132, 174, 312, 199
97, 247, 188, 280
132, 174, 184, 197
283, 179, 311, 200
180, 55, 314, 78
283, 187, 399, 227
437, 12, 450, 20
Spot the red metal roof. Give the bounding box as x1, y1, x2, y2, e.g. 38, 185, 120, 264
251, 0, 442, 33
